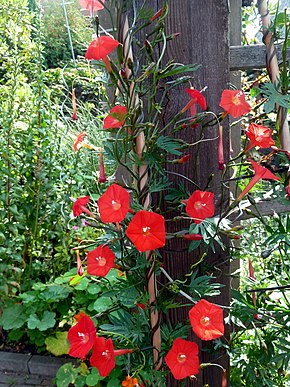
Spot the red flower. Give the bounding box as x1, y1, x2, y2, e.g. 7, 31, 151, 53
72, 88, 77, 121
103, 106, 127, 129
79, 0, 105, 12
98, 183, 130, 223
237, 159, 281, 201
72, 196, 94, 217
74, 131, 86, 152
90, 337, 115, 377
165, 338, 199, 380
185, 190, 215, 224
90, 337, 133, 377
126, 210, 166, 252
181, 88, 206, 116
87, 245, 115, 277
219, 89, 251, 118
189, 299, 224, 341
85, 36, 120, 72
245, 123, 275, 152
68, 314, 96, 359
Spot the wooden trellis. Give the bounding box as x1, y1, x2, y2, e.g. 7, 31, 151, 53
96, 1, 289, 385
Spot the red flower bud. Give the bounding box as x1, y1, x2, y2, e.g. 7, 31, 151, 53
151, 8, 163, 21
99, 151, 107, 183
172, 154, 190, 164
183, 234, 203, 241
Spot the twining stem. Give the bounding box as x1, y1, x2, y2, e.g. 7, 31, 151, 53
257, 0, 290, 151
119, 11, 162, 370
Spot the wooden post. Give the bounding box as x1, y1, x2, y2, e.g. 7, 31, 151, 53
229, 0, 242, 291
136, 1, 232, 386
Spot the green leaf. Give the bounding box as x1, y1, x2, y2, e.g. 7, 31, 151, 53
86, 368, 102, 385
56, 363, 75, 387
75, 277, 90, 290
27, 311, 56, 331
156, 136, 183, 156
0, 304, 27, 330
40, 285, 71, 302
87, 283, 102, 295
8, 328, 24, 341
107, 379, 120, 387
158, 63, 200, 79
89, 296, 114, 313
45, 331, 69, 356
260, 83, 290, 113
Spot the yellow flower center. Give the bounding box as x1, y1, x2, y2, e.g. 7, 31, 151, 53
232, 91, 243, 106
96, 256, 107, 267
194, 201, 206, 210
142, 226, 151, 236
112, 200, 121, 210
78, 332, 89, 344
200, 316, 211, 326
177, 353, 187, 363
102, 349, 111, 359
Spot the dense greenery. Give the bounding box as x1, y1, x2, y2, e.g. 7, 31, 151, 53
0, 0, 106, 298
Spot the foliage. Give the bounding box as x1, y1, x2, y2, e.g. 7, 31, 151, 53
0, 0, 107, 304
230, 215, 290, 386
40, 0, 93, 68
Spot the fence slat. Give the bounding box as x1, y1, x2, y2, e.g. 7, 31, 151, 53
230, 44, 290, 70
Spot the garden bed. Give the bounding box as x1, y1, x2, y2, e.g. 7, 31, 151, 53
0, 351, 71, 386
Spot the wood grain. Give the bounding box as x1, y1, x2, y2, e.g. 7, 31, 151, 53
230, 44, 290, 70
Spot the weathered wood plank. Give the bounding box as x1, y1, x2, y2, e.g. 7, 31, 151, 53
148, 1, 231, 386
230, 198, 290, 221
230, 44, 290, 70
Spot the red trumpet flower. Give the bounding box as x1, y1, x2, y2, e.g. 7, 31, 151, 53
245, 123, 275, 152
185, 190, 215, 224
85, 36, 120, 73
98, 183, 130, 223
73, 132, 86, 152
219, 89, 251, 118
79, 0, 105, 13
68, 314, 96, 359
237, 159, 281, 201
181, 88, 206, 117
165, 338, 199, 380
72, 196, 95, 218
87, 245, 116, 277
90, 337, 133, 377
126, 210, 166, 252
103, 106, 127, 129
189, 299, 224, 341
